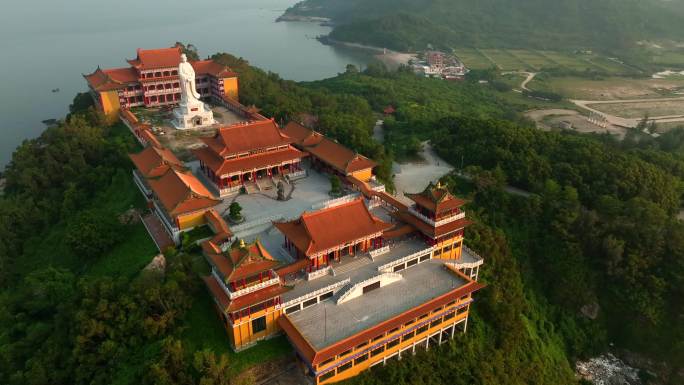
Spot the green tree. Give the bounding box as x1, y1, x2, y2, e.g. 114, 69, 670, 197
65, 210, 122, 260
229, 202, 243, 222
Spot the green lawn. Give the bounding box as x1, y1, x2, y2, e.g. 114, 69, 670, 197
87, 222, 158, 277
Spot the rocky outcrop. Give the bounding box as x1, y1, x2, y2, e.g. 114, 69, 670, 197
576, 354, 640, 385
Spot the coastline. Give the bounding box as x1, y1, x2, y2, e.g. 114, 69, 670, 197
318, 36, 417, 69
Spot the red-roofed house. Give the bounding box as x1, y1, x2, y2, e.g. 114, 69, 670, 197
84, 45, 239, 119
194, 120, 306, 196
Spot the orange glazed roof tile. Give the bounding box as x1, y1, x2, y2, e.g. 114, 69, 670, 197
203, 275, 231, 312
83, 67, 137, 91
204, 209, 232, 237
202, 120, 293, 157
148, 169, 219, 217
226, 283, 291, 312
282, 122, 376, 175
405, 181, 467, 214
191, 60, 236, 78
127, 46, 182, 69
194, 146, 305, 176
129, 145, 184, 179
204, 239, 280, 283
273, 198, 392, 256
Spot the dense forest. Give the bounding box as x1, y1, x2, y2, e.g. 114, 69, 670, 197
1, 54, 683, 384
282, 0, 684, 52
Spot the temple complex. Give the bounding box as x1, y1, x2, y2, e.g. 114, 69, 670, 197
282, 122, 376, 183
194, 120, 306, 195
116, 52, 486, 383
84, 46, 238, 119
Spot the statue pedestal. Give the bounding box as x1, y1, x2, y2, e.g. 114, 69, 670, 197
172, 99, 215, 130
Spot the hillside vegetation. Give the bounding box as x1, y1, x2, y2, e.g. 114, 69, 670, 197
283, 0, 684, 53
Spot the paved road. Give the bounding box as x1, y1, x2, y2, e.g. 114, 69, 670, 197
570, 97, 684, 128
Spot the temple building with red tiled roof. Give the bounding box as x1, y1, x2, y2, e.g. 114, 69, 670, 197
202, 238, 290, 351
274, 198, 392, 272
84, 45, 239, 119
282, 122, 376, 183
137, 164, 220, 243
194, 120, 306, 196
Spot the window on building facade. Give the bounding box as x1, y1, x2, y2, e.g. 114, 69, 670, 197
356, 341, 368, 350
370, 346, 385, 357
430, 318, 443, 329
362, 281, 380, 294
393, 264, 405, 272
387, 338, 400, 349
319, 371, 335, 382
320, 291, 333, 301
417, 324, 429, 335
433, 248, 442, 256
354, 353, 369, 365
285, 305, 300, 315
320, 357, 335, 367
251, 316, 266, 333
401, 331, 415, 343
303, 298, 317, 308
407, 258, 418, 267
404, 319, 415, 328
338, 361, 353, 373
419, 254, 430, 262
444, 312, 455, 321
339, 349, 352, 357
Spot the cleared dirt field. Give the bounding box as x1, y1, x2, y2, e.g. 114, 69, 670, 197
532, 77, 684, 100
588, 100, 684, 118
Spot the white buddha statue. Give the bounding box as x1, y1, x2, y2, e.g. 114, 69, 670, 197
178, 53, 201, 104
172, 53, 215, 129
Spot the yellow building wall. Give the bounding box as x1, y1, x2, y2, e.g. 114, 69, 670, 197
229, 307, 282, 351
99, 90, 121, 120
350, 168, 373, 183
317, 299, 471, 384
222, 77, 239, 101
176, 210, 210, 231
433, 235, 463, 260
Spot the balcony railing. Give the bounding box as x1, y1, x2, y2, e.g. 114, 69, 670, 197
408, 207, 466, 227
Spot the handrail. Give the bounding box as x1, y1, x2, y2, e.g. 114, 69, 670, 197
280, 278, 350, 309
336, 273, 402, 304
369, 245, 390, 259
377, 246, 434, 273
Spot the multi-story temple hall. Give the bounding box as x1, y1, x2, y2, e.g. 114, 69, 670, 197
84, 45, 238, 119
121, 46, 486, 385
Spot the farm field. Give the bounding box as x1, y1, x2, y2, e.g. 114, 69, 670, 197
454, 48, 639, 75
452, 47, 493, 69
479, 49, 528, 70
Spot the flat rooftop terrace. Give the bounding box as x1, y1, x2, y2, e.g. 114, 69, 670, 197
279, 235, 427, 303
286, 259, 469, 350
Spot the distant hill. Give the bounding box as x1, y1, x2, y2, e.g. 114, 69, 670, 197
282, 0, 684, 52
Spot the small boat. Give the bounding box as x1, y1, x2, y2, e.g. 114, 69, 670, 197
51, 88, 60, 93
